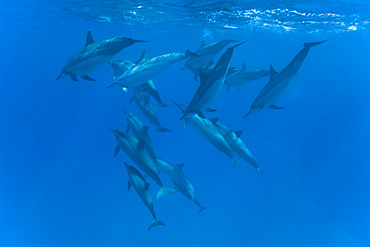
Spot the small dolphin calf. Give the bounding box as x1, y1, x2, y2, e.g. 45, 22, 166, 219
244, 40, 327, 117
109, 50, 194, 88
156, 159, 206, 214
55, 31, 146, 82
181, 42, 245, 119
224, 62, 269, 91
124, 163, 166, 231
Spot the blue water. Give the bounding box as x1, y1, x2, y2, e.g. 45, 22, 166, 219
1, 0, 370, 246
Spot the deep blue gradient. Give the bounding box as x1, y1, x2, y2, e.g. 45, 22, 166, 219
1, 1, 370, 246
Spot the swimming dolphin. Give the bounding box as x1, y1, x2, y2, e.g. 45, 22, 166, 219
156, 158, 207, 214
180, 42, 245, 120
132, 88, 172, 133
224, 62, 269, 91
183, 39, 238, 80
174, 102, 239, 166
124, 110, 157, 162
210, 118, 263, 175
124, 163, 166, 231
244, 40, 328, 117
55, 31, 147, 82
108, 60, 169, 107
110, 128, 175, 199
108, 49, 195, 89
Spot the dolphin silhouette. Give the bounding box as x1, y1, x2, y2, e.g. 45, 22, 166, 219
55, 31, 146, 82
124, 163, 166, 231
244, 40, 328, 117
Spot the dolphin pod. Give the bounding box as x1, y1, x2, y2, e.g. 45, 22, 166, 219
56, 31, 327, 230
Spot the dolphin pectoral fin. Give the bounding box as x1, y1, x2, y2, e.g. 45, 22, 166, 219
257, 168, 265, 175
198, 206, 207, 214
80, 75, 96, 81
205, 108, 217, 112
156, 187, 177, 200
232, 157, 240, 166
127, 180, 132, 191
70, 74, 78, 82
234, 130, 243, 138
268, 105, 284, 110
209, 117, 219, 125
148, 219, 166, 231
114, 144, 120, 158
155, 127, 172, 133
137, 140, 146, 150
54, 73, 64, 81
125, 125, 130, 133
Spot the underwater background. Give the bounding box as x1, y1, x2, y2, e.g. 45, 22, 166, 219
1, 0, 370, 246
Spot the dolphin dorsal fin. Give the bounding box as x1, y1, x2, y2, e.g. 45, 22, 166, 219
200, 39, 206, 48
136, 49, 148, 64
269, 65, 278, 79
234, 130, 243, 138
241, 62, 247, 70
144, 182, 150, 191
173, 163, 185, 170
209, 117, 219, 125
85, 31, 94, 47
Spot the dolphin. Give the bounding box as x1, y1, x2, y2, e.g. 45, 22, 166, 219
180, 42, 245, 120
174, 102, 239, 166
132, 88, 172, 133
55, 31, 147, 82
224, 62, 269, 91
107, 49, 195, 89
108, 60, 169, 107
124, 163, 166, 231
244, 40, 328, 117
124, 110, 157, 162
209, 118, 263, 175
183, 39, 238, 80
156, 158, 207, 214
110, 128, 175, 199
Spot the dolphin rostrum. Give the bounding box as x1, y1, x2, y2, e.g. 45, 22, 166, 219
244, 40, 328, 117
124, 162, 166, 231
55, 31, 147, 82
181, 42, 245, 120
110, 128, 175, 199
156, 158, 206, 214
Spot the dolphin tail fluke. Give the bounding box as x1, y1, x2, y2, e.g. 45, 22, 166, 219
155, 102, 173, 111
155, 126, 172, 133
148, 219, 166, 231
304, 39, 328, 48
198, 206, 207, 214
257, 168, 265, 175
156, 187, 177, 200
